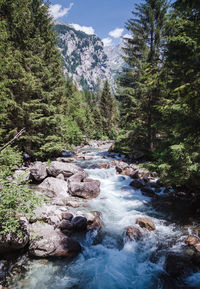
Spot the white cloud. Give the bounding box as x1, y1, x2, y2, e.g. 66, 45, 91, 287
71, 23, 95, 35
109, 28, 124, 38
123, 33, 132, 39
102, 38, 113, 47
49, 3, 74, 19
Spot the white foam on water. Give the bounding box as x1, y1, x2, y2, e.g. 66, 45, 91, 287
12, 152, 186, 289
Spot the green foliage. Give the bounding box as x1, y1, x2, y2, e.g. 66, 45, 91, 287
0, 147, 43, 235
99, 80, 117, 138
118, 0, 168, 154
117, 0, 200, 191
0, 172, 42, 235
63, 116, 83, 145
0, 146, 22, 172
0, 0, 66, 158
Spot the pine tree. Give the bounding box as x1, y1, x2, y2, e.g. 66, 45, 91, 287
0, 0, 66, 158
119, 0, 168, 153
99, 80, 116, 137
92, 107, 103, 139
154, 0, 200, 190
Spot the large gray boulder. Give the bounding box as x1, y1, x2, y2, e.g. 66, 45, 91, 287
30, 161, 47, 182
0, 217, 29, 254
47, 161, 83, 179
30, 204, 67, 227
68, 179, 100, 199
68, 171, 88, 183
29, 221, 81, 258
38, 177, 68, 203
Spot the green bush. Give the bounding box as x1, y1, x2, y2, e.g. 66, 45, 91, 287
0, 146, 43, 235
0, 172, 42, 235
0, 146, 22, 171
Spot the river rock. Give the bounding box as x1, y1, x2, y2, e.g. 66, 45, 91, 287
100, 163, 110, 169
130, 179, 144, 189
115, 162, 128, 174
30, 162, 47, 182
86, 211, 103, 232
129, 170, 139, 179
31, 204, 64, 227
62, 212, 73, 221
122, 168, 136, 177
29, 221, 81, 258
38, 177, 68, 203
148, 180, 160, 188
194, 227, 200, 237
83, 156, 93, 161
185, 236, 199, 246
0, 260, 9, 281
68, 179, 100, 199
124, 226, 143, 241
0, 217, 29, 254
68, 171, 88, 183
165, 252, 193, 278
194, 244, 200, 253
136, 217, 156, 231
56, 173, 65, 180
88, 164, 101, 169
56, 157, 75, 163
59, 220, 73, 231
66, 199, 81, 208
47, 161, 83, 178
72, 216, 87, 231
141, 186, 155, 197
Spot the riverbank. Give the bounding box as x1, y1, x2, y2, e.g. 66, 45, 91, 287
1, 140, 200, 289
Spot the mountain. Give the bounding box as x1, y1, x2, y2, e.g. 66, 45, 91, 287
54, 21, 124, 91
104, 43, 124, 74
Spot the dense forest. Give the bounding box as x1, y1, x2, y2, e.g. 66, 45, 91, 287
116, 0, 200, 192
0, 0, 200, 235
0, 0, 116, 159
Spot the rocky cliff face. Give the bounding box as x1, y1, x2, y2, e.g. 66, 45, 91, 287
54, 22, 123, 91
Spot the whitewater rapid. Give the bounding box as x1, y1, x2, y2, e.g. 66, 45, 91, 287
11, 149, 199, 289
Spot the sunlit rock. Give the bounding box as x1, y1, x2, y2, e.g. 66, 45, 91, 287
38, 177, 68, 203
124, 226, 143, 241
30, 162, 47, 182
68, 179, 100, 199
29, 221, 81, 258
47, 161, 83, 178
185, 236, 199, 246
136, 217, 156, 231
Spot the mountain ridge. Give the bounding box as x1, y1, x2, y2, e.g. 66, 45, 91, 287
54, 21, 124, 91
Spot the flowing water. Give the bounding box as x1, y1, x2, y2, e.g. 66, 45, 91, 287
11, 149, 200, 289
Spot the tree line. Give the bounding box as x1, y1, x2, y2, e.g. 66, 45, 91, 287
117, 0, 200, 192
1, 0, 199, 194
0, 0, 117, 160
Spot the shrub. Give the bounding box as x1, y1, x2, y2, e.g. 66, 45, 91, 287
0, 146, 43, 235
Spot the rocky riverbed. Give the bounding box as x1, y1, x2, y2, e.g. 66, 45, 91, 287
1, 140, 200, 289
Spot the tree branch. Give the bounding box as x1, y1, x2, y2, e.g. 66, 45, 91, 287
0, 128, 26, 152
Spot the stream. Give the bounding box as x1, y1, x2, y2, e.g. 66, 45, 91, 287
10, 148, 200, 289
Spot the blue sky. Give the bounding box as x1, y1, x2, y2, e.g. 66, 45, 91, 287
49, 0, 139, 46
